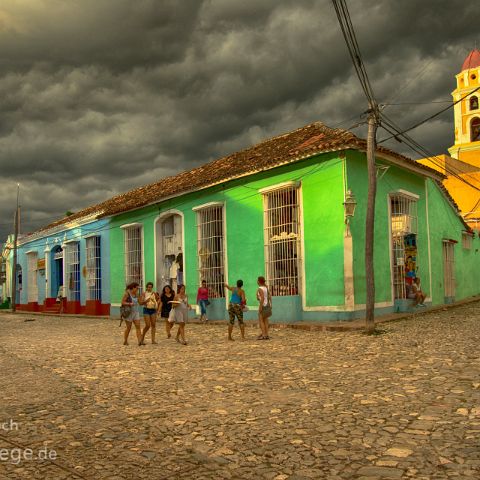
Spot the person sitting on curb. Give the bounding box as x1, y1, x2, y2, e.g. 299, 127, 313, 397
409, 277, 427, 307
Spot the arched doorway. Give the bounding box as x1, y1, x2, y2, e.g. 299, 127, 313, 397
155, 213, 183, 291
51, 245, 64, 298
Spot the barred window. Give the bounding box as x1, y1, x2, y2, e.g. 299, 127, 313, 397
263, 186, 301, 296
65, 242, 80, 301
124, 225, 143, 290
390, 194, 418, 299
86, 236, 102, 300
196, 205, 225, 298
391, 195, 418, 236
27, 252, 38, 303
462, 232, 473, 249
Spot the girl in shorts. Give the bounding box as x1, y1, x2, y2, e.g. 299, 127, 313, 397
121, 282, 143, 346
140, 282, 160, 344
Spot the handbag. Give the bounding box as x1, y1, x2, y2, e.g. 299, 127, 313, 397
120, 305, 132, 319
261, 305, 272, 318
260, 288, 272, 318
120, 293, 133, 321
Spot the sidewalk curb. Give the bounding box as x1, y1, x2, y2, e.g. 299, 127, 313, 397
3, 295, 479, 332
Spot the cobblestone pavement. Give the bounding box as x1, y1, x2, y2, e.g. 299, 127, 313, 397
0, 304, 479, 480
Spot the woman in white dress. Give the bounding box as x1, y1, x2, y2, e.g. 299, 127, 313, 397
170, 284, 190, 345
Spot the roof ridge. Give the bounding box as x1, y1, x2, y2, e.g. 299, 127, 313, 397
18, 121, 442, 239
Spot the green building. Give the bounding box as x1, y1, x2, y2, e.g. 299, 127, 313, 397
101, 123, 480, 322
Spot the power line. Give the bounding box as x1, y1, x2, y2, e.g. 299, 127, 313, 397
10, 122, 365, 248
379, 112, 480, 193
379, 84, 480, 144
381, 57, 435, 108
380, 100, 453, 106
332, 0, 376, 107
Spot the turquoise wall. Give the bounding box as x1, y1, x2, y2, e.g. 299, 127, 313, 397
347, 151, 429, 306
109, 153, 345, 320
108, 149, 480, 322
425, 179, 480, 303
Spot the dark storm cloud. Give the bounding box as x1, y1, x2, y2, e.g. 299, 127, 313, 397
0, 0, 478, 241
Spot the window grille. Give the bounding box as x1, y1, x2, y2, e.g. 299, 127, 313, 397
124, 226, 143, 290
263, 186, 301, 296
86, 236, 102, 301
65, 242, 80, 301
462, 232, 473, 250
390, 194, 418, 299
27, 252, 38, 303
196, 205, 225, 298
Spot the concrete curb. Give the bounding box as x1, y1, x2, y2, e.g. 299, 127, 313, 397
3, 294, 480, 332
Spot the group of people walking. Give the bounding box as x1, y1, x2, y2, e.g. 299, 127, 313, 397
120, 276, 272, 346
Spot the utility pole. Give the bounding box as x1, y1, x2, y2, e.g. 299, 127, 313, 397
331, 0, 380, 333
365, 105, 378, 333
11, 184, 20, 312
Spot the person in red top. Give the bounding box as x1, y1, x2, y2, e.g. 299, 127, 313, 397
196, 280, 209, 322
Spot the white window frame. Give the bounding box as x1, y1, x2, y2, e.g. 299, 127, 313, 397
65, 241, 80, 301
195, 203, 226, 298
123, 224, 144, 291
390, 193, 419, 300
86, 236, 102, 301
27, 251, 38, 303
262, 184, 301, 297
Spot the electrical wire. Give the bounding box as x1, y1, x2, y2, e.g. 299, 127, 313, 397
380, 100, 453, 106
332, 0, 376, 107
381, 57, 435, 108
379, 112, 480, 194
378, 84, 480, 143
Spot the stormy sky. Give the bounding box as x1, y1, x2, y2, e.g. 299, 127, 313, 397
0, 0, 478, 242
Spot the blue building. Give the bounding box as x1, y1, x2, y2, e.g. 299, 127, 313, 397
16, 216, 111, 315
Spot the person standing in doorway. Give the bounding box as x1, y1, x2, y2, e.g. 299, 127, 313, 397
225, 280, 246, 341
121, 282, 143, 346
140, 282, 159, 344
159, 285, 175, 338
257, 276, 272, 340
172, 284, 189, 345
197, 280, 209, 322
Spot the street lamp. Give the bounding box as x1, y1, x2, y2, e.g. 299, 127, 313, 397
343, 189, 357, 235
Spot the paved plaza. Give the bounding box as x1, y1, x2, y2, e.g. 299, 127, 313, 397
0, 304, 479, 480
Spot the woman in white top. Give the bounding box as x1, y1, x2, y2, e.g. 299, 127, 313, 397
140, 282, 160, 345
256, 276, 272, 340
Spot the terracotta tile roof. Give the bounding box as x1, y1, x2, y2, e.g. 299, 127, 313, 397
28, 122, 445, 237
96, 122, 443, 218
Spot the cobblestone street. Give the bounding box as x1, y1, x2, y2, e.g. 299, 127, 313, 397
0, 304, 479, 480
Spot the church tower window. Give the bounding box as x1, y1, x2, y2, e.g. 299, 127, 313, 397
471, 117, 480, 142
469, 95, 478, 111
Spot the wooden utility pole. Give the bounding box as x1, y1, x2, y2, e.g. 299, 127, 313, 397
11, 184, 19, 312
365, 106, 378, 333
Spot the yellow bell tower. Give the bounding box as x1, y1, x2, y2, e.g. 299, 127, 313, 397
448, 49, 480, 165
419, 49, 480, 229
